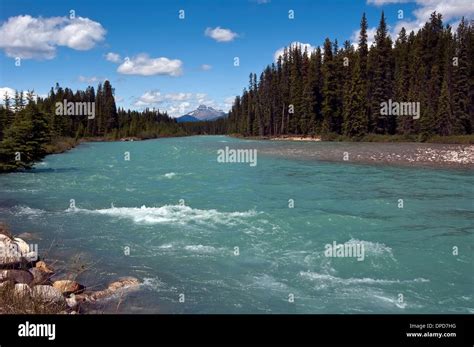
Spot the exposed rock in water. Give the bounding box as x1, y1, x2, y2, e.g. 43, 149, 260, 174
29, 267, 53, 286
0, 233, 140, 313
35, 261, 54, 273
108, 277, 140, 291
16, 232, 41, 241
53, 280, 85, 295
76, 277, 140, 302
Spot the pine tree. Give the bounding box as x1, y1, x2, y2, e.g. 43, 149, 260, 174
103, 80, 118, 136
321, 38, 339, 134
299, 46, 314, 135
452, 18, 471, 133
344, 62, 368, 137
394, 27, 413, 134
436, 74, 455, 135
370, 11, 394, 134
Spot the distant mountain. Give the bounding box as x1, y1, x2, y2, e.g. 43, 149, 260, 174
176, 114, 200, 123
180, 105, 227, 122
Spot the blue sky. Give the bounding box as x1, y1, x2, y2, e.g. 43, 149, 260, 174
0, 0, 471, 117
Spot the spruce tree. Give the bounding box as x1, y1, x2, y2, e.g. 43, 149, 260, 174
321, 38, 339, 134
452, 18, 471, 133
370, 11, 394, 134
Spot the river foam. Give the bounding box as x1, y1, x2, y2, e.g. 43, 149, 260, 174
66, 204, 258, 226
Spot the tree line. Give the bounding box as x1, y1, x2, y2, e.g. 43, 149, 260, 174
219, 12, 473, 140
0, 81, 184, 172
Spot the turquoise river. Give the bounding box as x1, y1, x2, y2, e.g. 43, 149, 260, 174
0, 136, 472, 313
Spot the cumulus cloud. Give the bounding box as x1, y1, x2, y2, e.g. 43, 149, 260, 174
0, 87, 16, 100
360, 0, 474, 45
0, 87, 46, 104
200, 64, 212, 70
168, 102, 192, 116
134, 90, 164, 106
117, 54, 183, 76
195, 93, 208, 104
0, 15, 105, 59
350, 26, 378, 49
105, 52, 121, 63
223, 96, 236, 109
205, 27, 238, 42
164, 93, 193, 101
274, 42, 316, 62
132, 91, 230, 117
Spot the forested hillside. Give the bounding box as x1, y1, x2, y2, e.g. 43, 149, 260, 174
0, 81, 184, 172
1, 11, 472, 173
222, 12, 473, 140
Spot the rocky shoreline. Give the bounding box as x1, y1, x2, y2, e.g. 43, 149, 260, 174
269, 135, 322, 142
0, 225, 140, 314
236, 137, 474, 168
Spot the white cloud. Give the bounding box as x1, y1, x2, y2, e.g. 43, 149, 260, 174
134, 90, 163, 106
117, 54, 183, 76
133, 91, 222, 117
350, 27, 378, 49
0, 87, 16, 100
134, 90, 196, 108
0, 87, 46, 105
105, 52, 121, 63
200, 64, 212, 70
78, 75, 106, 83
196, 93, 208, 104
223, 96, 235, 110
0, 15, 105, 59
205, 27, 238, 42
164, 92, 193, 101
274, 42, 316, 62
365, 0, 474, 41
168, 102, 192, 116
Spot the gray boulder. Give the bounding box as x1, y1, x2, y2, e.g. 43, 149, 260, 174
32, 285, 65, 304
0, 269, 33, 285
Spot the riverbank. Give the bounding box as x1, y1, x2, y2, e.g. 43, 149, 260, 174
0, 224, 140, 314
231, 135, 474, 168
232, 134, 474, 144
45, 133, 189, 156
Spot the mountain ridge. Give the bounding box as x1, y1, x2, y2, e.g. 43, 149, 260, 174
176, 105, 227, 122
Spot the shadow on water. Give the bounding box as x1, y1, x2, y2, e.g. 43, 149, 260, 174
0, 199, 20, 208
29, 167, 79, 174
